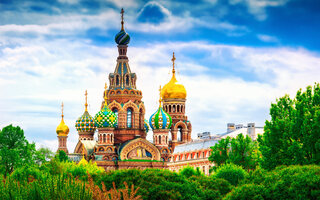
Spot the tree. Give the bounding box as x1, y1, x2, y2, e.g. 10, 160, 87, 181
0, 125, 36, 177
56, 150, 69, 162
209, 134, 259, 171
259, 83, 320, 170
209, 137, 231, 171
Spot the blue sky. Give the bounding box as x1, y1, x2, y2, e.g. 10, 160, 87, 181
1, 0, 320, 151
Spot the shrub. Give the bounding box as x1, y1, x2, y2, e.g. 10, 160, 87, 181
179, 165, 203, 178
223, 184, 265, 200
214, 163, 247, 186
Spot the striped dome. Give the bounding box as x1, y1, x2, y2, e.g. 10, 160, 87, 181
94, 104, 118, 128
149, 107, 172, 130
144, 119, 149, 133
115, 30, 130, 45
75, 111, 96, 132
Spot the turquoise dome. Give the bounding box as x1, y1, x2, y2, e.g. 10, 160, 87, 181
149, 107, 172, 130
75, 111, 96, 132
144, 119, 149, 133
115, 30, 130, 45
94, 104, 118, 128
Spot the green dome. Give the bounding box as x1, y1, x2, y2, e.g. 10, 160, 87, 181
75, 111, 96, 132
149, 107, 172, 130
94, 104, 118, 128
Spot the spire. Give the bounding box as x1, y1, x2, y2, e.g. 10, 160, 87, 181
159, 85, 162, 107
104, 83, 108, 106
84, 90, 88, 111
121, 8, 124, 31
61, 102, 64, 119
171, 52, 176, 75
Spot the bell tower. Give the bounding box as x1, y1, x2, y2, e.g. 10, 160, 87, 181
105, 9, 146, 144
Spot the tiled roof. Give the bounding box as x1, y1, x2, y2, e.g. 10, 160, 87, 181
173, 139, 219, 154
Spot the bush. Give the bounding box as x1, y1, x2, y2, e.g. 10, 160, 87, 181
214, 163, 247, 186
223, 184, 265, 200
179, 165, 203, 178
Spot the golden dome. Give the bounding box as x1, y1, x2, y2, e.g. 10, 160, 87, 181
161, 52, 187, 99
56, 102, 69, 136
78, 155, 88, 165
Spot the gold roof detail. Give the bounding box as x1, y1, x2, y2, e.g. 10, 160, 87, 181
56, 102, 69, 136
161, 52, 187, 99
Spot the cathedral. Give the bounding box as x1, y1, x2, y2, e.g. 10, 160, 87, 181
55, 9, 262, 174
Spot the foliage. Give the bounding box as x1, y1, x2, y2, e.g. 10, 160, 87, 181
259, 83, 320, 170
179, 165, 203, 178
0, 125, 37, 177
34, 147, 54, 165
56, 150, 69, 162
223, 184, 265, 200
209, 134, 259, 171
214, 163, 248, 186
209, 137, 231, 171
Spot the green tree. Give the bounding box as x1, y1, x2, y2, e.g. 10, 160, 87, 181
209, 137, 231, 171
0, 125, 36, 177
209, 134, 259, 171
229, 134, 260, 170
34, 147, 54, 165
259, 83, 320, 170
56, 150, 69, 162
214, 163, 247, 186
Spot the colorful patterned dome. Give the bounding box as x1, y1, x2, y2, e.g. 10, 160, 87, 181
94, 104, 118, 128
149, 106, 172, 130
75, 111, 96, 132
144, 119, 149, 133
115, 30, 130, 45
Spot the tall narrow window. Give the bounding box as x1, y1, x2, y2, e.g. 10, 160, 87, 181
126, 75, 129, 86
113, 108, 118, 118
177, 126, 182, 141
116, 75, 119, 86
127, 108, 132, 128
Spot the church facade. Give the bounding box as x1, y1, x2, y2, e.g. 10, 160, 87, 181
55, 9, 262, 173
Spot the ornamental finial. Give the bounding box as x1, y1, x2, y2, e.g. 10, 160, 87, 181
61, 102, 64, 119
104, 83, 108, 105
85, 90, 88, 111
121, 8, 124, 31
159, 85, 162, 107
171, 52, 176, 74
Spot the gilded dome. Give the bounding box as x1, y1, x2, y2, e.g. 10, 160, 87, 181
56, 118, 69, 136
161, 52, 186, 99
56, 102, 69, 136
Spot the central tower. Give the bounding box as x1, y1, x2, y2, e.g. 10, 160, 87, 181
106, 9, 146, 144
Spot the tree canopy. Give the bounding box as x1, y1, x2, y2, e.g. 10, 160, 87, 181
259, 83, 320, 170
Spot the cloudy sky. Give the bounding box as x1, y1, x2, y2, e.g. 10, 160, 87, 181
1, 0, 320, 152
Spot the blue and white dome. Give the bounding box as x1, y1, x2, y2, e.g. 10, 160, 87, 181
115, 30, 130, 45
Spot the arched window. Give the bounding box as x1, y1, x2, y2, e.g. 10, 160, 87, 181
113, 108, 118, 118
139, 108, 143, 129
177, 105, 180, 112
107, 134, 110, 143
177, 126, 183, 141
169, 105, 171, 112
116, 75, 120, 86
159, 135, 161, 144
103, 134, 106, 143
173, 105, 176, 112
126, 75, 129, 86
127, 108, 132, 128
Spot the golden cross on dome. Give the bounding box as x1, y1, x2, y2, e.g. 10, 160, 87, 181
121, 8, 124, 31
159, 85, 162, 106
61, 102, 64, 118
85, 90, 88, 111
104, 83, 108, 105
171, 52, 176, 74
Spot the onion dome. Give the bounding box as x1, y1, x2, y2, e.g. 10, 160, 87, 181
94, 84, 118, 128
56, 102, 69, 136
75, 90, 96, 132
78, 155, 88, 165
161, 52, 187, 99
149, 86, 172, 130
144, 119, 149, 133
115, 9, 130, 45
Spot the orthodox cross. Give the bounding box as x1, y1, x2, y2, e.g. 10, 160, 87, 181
159, 85, 162, 106
61, 102, 64, 118
85, 90, 88, 111
104, 83, 108, 104
121, 8, 124, 30
172, 52, 176, 74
